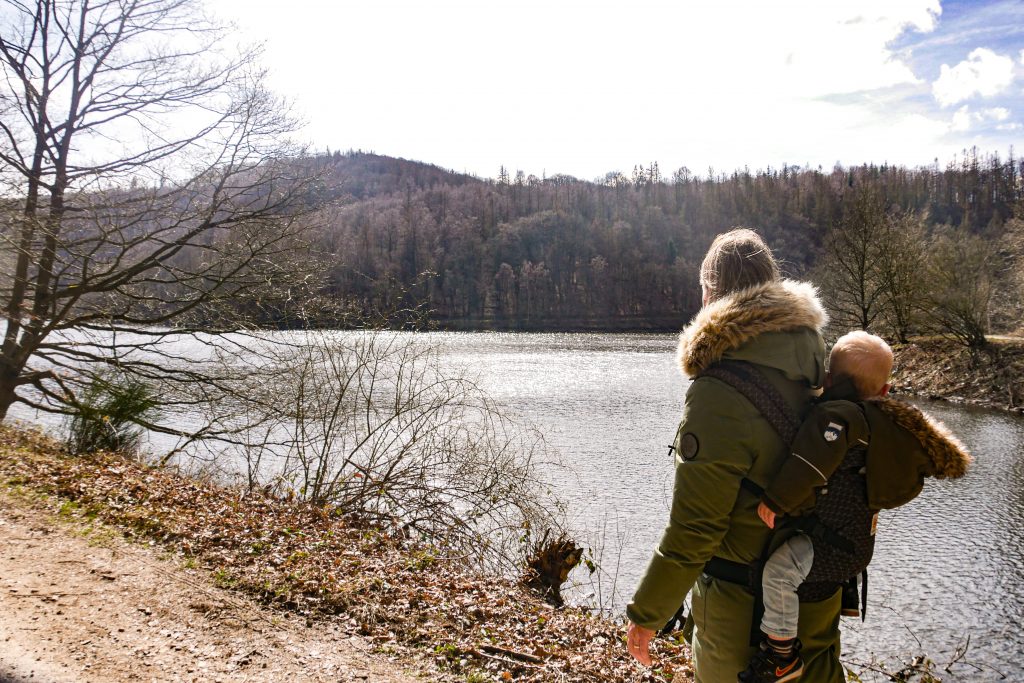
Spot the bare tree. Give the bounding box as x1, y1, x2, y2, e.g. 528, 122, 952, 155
818, 189, 888, 332
0, 0, 322, 425
876, 210, 928, 343
991, 216, 1024, 335
922, 226, 996, 352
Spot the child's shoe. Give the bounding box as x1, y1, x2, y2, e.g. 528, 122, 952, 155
737, 639, 804, 683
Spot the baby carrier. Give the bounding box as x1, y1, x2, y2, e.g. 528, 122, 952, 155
665, 360, 876, 641
662, 357, 969, 645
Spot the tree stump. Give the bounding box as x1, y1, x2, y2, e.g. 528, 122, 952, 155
522, 530, 584, 607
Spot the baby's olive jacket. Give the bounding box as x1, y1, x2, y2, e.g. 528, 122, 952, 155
627, 279, 828, 631
762, 390, 971, 516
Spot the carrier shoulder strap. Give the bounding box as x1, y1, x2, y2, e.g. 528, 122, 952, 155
699, 360, 802, 446
698, 360, 810, 645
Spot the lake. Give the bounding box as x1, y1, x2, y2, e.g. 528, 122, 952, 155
10, 329, 1023, 680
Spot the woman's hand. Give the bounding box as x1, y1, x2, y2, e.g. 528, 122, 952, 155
757, 501, 776, 529
626, 622, 655, 666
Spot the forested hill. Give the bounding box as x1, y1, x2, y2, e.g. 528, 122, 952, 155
305, 151, 483, 201
307, 150, 1023, 333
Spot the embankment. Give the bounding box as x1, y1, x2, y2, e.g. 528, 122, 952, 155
891, 337, 1024, 414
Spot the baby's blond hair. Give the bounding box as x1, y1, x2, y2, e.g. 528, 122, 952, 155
828, 331, 893, 398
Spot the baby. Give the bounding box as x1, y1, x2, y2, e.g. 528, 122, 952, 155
739, 331, 893, 683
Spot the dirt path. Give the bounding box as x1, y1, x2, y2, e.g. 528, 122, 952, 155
0, 492, 429, 683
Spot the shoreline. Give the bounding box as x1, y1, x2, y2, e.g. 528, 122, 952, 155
890, 337, 1024, 415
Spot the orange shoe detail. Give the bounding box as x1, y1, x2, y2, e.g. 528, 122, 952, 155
774, 659, 799, 678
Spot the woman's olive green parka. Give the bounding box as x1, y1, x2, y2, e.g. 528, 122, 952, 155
627, 279, 843, 683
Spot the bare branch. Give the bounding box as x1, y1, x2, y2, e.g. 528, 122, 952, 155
0, 0, 325, 426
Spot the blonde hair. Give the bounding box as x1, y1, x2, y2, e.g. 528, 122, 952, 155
699, 228, 781, 302
829, 331, 894, 398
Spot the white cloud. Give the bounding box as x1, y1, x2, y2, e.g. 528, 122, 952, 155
951, 106, 972, 131
1020, 49, 1024, 65
769, 1, 941, 95
932, 48, 1015, 106
950, 105, 1012, 132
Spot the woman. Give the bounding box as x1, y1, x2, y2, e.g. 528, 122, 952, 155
625, 228, 842, 682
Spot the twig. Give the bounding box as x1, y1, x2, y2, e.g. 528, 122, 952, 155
944, 634, 969, 672
480, 644, 544, 664
942, 636, 1008, 680
841, 657, 904, 681
903, 623, 923, 650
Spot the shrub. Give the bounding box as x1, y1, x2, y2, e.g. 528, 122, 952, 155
230, 330, 564, 575
65, 371, 159, 456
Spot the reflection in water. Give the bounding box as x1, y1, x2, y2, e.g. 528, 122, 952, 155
438, 332, 1024, 682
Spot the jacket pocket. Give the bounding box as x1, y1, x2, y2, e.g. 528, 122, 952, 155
692, 572, 714, 632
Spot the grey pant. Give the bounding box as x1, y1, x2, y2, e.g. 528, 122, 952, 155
761, 533, 814, 640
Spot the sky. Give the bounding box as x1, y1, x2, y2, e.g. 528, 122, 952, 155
214, 0, 1024, 180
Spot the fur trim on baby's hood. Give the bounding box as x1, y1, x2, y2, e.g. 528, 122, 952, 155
869, 397, 972, 479
677, 279, 827, 378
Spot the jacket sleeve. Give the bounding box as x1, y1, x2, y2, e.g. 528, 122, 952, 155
762, 400, 869, 514
626, 377, 755, 631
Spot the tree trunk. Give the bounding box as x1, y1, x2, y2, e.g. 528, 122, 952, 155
0, 371, 19, 423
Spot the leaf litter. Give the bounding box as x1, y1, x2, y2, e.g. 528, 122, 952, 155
0, 425, 692, 682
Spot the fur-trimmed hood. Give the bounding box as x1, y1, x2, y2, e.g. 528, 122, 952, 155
863, 397, 972, 509
867, 397, 972, 479
678, 279, 828, 379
